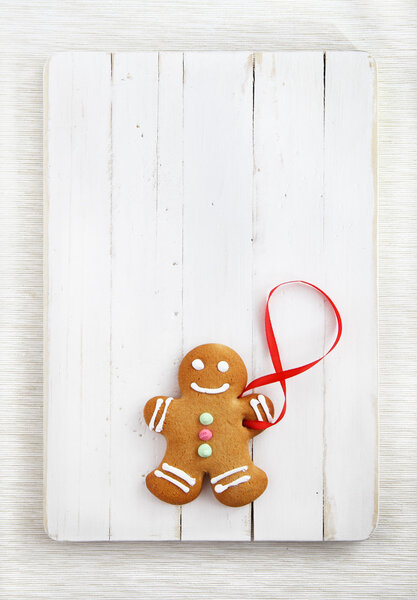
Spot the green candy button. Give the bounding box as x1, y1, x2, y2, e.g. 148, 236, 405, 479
198, 443, 212, 458
199, 412, 213, 425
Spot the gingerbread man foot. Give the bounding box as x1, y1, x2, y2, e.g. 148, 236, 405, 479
210, 463, 268, 507
146, 460, 204, 505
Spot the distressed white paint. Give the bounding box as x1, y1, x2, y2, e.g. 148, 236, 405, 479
323, 51, 378, 540
252, 52, 326, 541
45, 53, 112, 541
180, 52, 253, 540
44, 51, 377, 541
110, 52, 183, 540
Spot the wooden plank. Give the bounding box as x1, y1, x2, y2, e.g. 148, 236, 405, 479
252, 52, 326, 541
45, 53, 112, 540
110, 52, 182, 540
323, 51, 377, 540
180, 52, 254, 540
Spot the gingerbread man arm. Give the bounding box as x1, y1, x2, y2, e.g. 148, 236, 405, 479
144, 396, 174, 433
240, 393, 275, 426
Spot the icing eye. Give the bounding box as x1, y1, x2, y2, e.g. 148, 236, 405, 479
217, 361, 229, 373
192, 359, 204, 371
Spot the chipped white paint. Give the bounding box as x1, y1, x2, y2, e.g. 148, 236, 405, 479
252, 52, 326, 541
180, 52, 253, 541
323, 52, 378, 540
44, 51, 377, 541
110, 52, 183, 541
45, 53, 112, 541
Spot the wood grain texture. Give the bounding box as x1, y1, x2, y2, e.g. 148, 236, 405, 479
1, 0, 416, 597
323, 51, 378, 540
110, 52, 182, 540
44, 50, 376, 542
45, 53, 113, 541
180, 51, 253, 541
252, 51, 326, 541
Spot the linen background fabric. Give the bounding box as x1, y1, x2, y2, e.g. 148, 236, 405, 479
1, 1, 416, 598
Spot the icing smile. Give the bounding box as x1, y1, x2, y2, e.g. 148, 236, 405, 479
190, 382, 230, 395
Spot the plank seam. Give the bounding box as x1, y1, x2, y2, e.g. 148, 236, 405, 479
250, 51, 256, 542
109, 52, 114, 541
322, 50, 326, 543
180, 51, 185, 541
156, 53, 160, 215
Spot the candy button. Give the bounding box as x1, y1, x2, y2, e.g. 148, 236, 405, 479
199, 412, 213, 425
198, 428, 213, 441
198, 443, 212, 458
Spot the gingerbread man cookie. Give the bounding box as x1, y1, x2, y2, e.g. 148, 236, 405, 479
144, 343, 274, 507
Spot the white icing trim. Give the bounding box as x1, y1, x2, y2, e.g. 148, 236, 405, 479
149, 398, 164, 430
190, 382, 230, 394
217, 360, 229, 373
214, 475, 251, 494
250, 395, 274, 423
250, 398, 264, 421
154, 470, 190, 493
192, 358, 204, 371
155, 397, 173, 432
162, 463, 196, 486
210, 465, 249, 484
257, 394, 274, 422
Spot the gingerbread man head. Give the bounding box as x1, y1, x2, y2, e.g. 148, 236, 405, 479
178, 343, 248, 400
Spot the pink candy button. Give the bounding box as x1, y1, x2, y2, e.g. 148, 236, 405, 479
198, 428, 213, 441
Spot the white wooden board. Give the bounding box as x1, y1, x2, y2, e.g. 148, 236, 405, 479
44, 51, 377, 541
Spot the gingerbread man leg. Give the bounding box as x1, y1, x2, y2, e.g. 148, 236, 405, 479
146, 454, 204, 505
209, 460, 268, 507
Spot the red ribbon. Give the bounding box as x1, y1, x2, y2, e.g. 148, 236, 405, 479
241, 281, 342, 430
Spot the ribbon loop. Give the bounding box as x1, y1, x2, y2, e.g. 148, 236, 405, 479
242, 281, 342, 430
